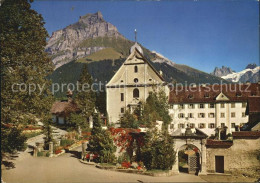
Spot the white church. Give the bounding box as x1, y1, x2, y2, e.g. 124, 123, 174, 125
106, 40, 168, 125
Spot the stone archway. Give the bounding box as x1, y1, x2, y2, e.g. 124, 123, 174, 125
178, 144, 201, 175
170, 128, 208, 175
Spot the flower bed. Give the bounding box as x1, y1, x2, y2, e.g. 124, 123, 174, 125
55, 149, 62, 155
121, 161, 131, 169
85, 153, 99, 161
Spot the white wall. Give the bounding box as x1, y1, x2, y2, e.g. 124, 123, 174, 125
168, 102, 248, 136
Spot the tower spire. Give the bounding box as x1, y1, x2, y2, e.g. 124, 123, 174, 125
135, 29, 137, 43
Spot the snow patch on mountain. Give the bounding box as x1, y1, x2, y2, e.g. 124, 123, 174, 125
222, 66, 260, 83
151, 51, 175, 67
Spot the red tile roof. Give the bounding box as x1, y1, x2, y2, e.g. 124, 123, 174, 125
206, 139, 233, 148
247, 97, 260, 113
169, 83, 260, 104
232, 131, 260, 138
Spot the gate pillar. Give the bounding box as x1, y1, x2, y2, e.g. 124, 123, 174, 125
199, 139, 207, 175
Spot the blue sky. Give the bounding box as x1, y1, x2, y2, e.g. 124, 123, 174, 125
32, 0, 259, 73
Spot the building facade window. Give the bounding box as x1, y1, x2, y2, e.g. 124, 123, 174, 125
242, 102, 247, 108
188, 113, 194, 118
178, 113, 185, 118
188, 104, 194, 109
231, 123, 236, 128
134, 78, 138, 83
190, 123, 195, 128
220, 113, 225, 118
231, 103, 235, 108
220, 103, 225, 108
178, 123, 185, 129
208, 123, 215, 129
199, 123, 205, 128
198, 113, 205, 118
199, 104, 204, 109
179, 104, 185, 109
204, 93, 209, 98
242, 112, 246, 117
221, 123, 225, 128
133, 88, 139, 98
170, 124, 174, 129
121, 93, 124, 101
208, 113, 215, 118
134, 66, 138, 73
209, 103, 215, 108
231, 112, 236, 118
121, 107, 124, 113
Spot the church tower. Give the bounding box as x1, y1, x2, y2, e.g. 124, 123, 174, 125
106, 31, 168, 125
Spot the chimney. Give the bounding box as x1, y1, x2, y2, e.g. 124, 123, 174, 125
66, 89, 73, 103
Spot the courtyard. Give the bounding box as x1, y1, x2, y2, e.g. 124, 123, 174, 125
2, 146, 206, 183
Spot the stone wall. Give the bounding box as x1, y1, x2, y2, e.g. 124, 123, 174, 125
206, 138, 260, 177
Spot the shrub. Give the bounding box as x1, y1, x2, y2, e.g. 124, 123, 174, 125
46, 152, 50, 157
60, 139, 74, 147
37, 151, 44, 157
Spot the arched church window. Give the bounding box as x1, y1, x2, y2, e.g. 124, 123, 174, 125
134, 66, 138, 73
133, 88, 139, 98
134, 78, 138, 83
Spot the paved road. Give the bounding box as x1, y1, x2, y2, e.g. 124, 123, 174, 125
2, 146, 206, 183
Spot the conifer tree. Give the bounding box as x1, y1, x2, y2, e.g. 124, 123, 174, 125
140, 129, 176, 170
0, 0, 54, 155
87, 112, 116, 163
75, 65, 96, 120
139, 89, 171, 129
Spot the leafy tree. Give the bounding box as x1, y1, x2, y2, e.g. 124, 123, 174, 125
1, 125, 27, 157
87, 112, 116, 163
75, 65, 96, 120
67, 112, 88, 131
0, 0, 53, 155
140, 129, 175, 170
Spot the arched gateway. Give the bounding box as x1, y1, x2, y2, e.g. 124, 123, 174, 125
171, 126, 208, 175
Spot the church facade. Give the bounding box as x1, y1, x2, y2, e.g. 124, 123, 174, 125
106, 43, 168, 124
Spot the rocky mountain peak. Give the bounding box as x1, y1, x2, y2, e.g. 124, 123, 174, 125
79, 11, 104, 25
246, 63, 257, 70
46, 11, 124, 69
211, 66, 233, 77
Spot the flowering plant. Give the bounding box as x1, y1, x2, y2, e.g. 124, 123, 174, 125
121, 161, 131, 168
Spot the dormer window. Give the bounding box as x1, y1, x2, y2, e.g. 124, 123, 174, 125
204, 93, 209, 98
236, 92, 242, 97
134, 66, 138, 73
251, 92, 256, 96
134, 78, 138, 83
188, 94, 193, 99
